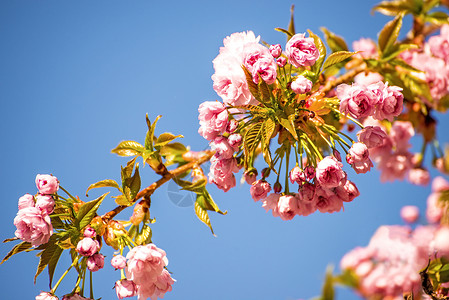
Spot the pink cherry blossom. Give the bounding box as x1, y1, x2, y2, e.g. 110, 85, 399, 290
87, 253, 105, 272
210, 136, 234, 160
111, 255, 127, 270
315, 185, 344, 213
83, 227, 96, 238
370, 82, 404, 121
115, 279, 138, 299
343, 180, 360, 202
228, 133, 242, 149
269, 44, 282, 58
36, 291, 58, 300
304, 165, 315, 180
243, 170, 257, 185
18, 193, 35, 210
35, 174, 59, 195
400, 206, 420, 223
250, 180, 271, 202
198, 101, 229, 141
251, 57, 277, 84
76, 237, 99, 257
389, 121, 414, 152
315, 156, 347, 188
357, 126, 387, 149
208, 156, 239, 192
408, 168, 430, 186
426, 193, 443, 224
378, 153, 412, 182
14, 207, 53, 247
352, 38, 377, 58
431, 176, 449, 193
291, 75, 312, 94
337, 83, 376, 119
35, 195, 55, 215
354, 72, 383, 86
149, 269, 176, 300
285, 33, 319, 67
289, 166, 305, 184
261, 193, 280, 217
348, 142, 373, 174
276, 57, 286, 67
277, 195, 299, 220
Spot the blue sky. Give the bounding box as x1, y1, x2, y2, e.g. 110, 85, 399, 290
0, 1, 448, 299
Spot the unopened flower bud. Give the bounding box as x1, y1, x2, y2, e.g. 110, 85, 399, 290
103, 220, 127, 250
115, 279, 138, 299
87, 253, 104, 272
83, 226, 96, 238
36, 291, 58, 300
274, 182, 282, 193
333, 149, 342, 162
269, 44, 282, 58
226, 119, 238, 133
130, 200, 149, 226
304, 165, 316, 180
261, 168, 270, 178
277, 57, 287, 67
35, 195, 55, 215
400, 205, 419, 223
76, 237, 99, 257
111, 255, 127, 270
89, 216, 106, 236
228, 133, 242, 148
291, 75, 313, 94
35, 174, 59, 195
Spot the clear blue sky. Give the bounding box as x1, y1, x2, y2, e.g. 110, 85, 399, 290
0, 1, 448, 299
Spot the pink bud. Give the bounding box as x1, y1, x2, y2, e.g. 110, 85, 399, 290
434, 227, 449, 257
18, 194, 35, 210
228, 133, 242, 148
35, 195, 55, 215
276, 57, 286, 67
115, 279, 138, 299
250, 180, 271, 202
83, 227, 96, 238
269, 44, 282, 58
400, 205, 419, 223
111, 255, 127, 270
76, 237, 99, 257
333, 150, 342, 162
304, 165, 315, 181
274, 182, 282, 193
35, 174, 59, 195
291, 75, 313, 94
290, 166, 305, 184
36, 291, 58, 300
226, 119, 238, 133
87, 253, 104, 272
243, 170, 258, 185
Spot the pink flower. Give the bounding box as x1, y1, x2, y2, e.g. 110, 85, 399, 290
371, 82, 404, 121
400, 206, 420, 223
198, 101, 229, 141
14, 207, 53, 247
87, 253, 104, 272
348, 142, 373, 174
304, 165, 315, 180
36, 292, 58, 300
83, 227, 96, 238
408, 168, 430, 186
426, 193, 443, 224
433, 226, 449, 257
269, 44, 282, 58
35, 195, 55, 215
315, 186, 344, 213
250, 180, 271, 202
210, 136, 234, 160
343, 180, 360, 202
352, 38, 377, 58
276, 57, 286, 67
285, 33, 320, 67
150, 269, 176, 300
208, 156, 239, 192
337, 83, 376, 119
431, 176, 449, 193
298, 182, 316, 202
228, 133, 242, 149
357, 126, 387, 149
18, 194, 35, 210
378, 153, 412, 182
316, 156, 347, 188
289, 166, 305, 184
243, 170, 257, 185
212, 71, 255, 106
354, 72, 383, 86
126, 244, 169, 299
251, 57, 277, 84
76, 238, 99, 257
111, 255, 127, 270
226, 119, 238, 133
291, 75, 313, 94
277, 195, 299, 220
261, 193, 280, 217
390, 121, 414, 152
115, 279, 138, 299
35, 174, 59, 195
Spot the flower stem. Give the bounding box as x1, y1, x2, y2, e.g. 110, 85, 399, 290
51, 255, 79, 294
90, 271, 94, 299
59, 185, 77, 201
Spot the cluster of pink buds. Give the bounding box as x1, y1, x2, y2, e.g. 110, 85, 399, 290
75, 227, 104, 272
14, 174, 59, 247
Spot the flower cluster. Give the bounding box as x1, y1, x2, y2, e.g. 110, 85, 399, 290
14, 174, 58, 247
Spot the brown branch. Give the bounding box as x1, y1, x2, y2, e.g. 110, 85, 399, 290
321, 64, 367, 95
102, 149, 215, 222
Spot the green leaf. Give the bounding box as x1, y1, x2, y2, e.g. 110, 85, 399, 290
123, 164, 141, 201
334, 269, 359, 288
278, 115, 298, 140
1, 241, 32, 265
288, 5, 296, 38
3, 237, 19, 243
34, 241, 63, 283
423, 0, 441, 13
154, 133, 183, 148
121, 157, 137, 184
75, 193, 107, 230
47, 246, 63, 286
135, 224, 152, 245
243, 121, 264, 157
322, 51, 357, 70
321, 266, 335, 300
194, 190, 227, 235
320, 27, 348, 52
242, 65, 260, 100
160, 142, 187, 155
308, 30, 326, 78
372, 0, 418, 16
113, 195, 132, 206
258, 79, 272, 104
400, 72, 433, 102
230, 105, 271, 116
425, 11, 449, 25
85, 179, 120, 196
111, 141, 144, 157
378, 13, 404, 55
263, 118, 276, 142
274, 27, 293, 39
389, 58, 423, 72
381, 43, 419, 62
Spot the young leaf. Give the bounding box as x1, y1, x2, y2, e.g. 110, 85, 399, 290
372, 0, 418, 16
121, 157, 137, 184
47, 246, 64, 287
258, 79, 272, 104
85, 179, 120, 196
378, 13, 404, 56
322, 51, 357, 70
34, 241, 62, 283
425, 11, 449, 25
308, 30, 326, 78
321, 266, 335, 300
123, 163, 141, 201
288, 5, 296, 38
135, 224, 152, 245
114, 195, 133, 206
278, 116, 298, 140
194, 190, 227, 235
194, 201, 214, 234
154, 133, 183, 148
1, 241, 32, 265
320, 27, 348, 52
75, 193, 108, 230
390, 58, 423, 72
243, 121, 264, 157
242, 65, 260, 100
111, 141, 144, 157
274, 27, 293, 39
